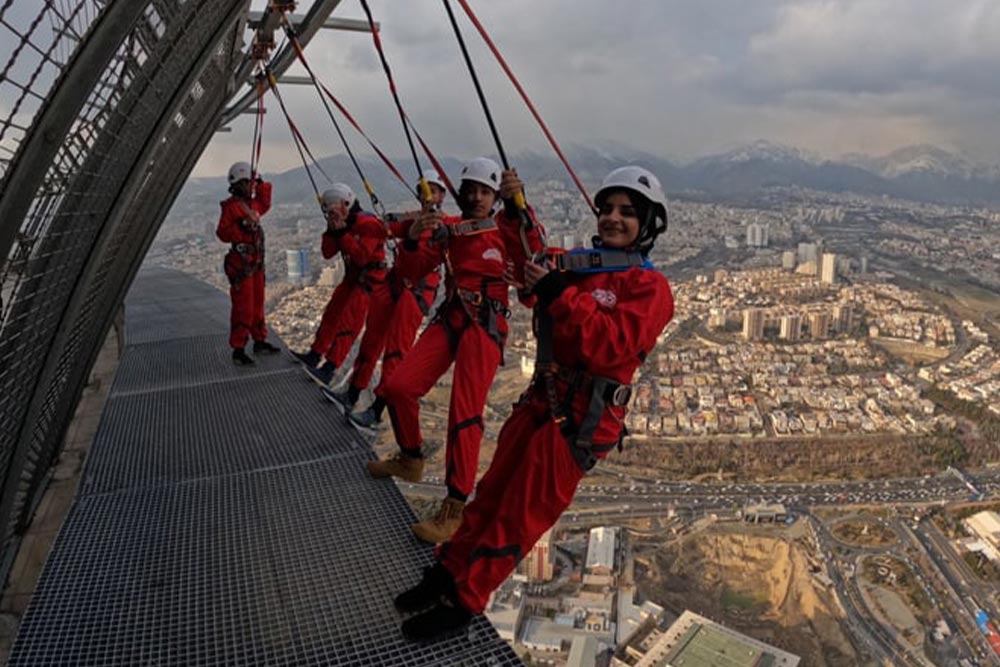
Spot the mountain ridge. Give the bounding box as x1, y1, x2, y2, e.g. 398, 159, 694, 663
177, 142, 1000, 212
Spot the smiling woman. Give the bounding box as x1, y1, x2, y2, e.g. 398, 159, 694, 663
392, 164, 675, 641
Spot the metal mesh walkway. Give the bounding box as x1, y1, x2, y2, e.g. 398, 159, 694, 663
8, 267, 522, 667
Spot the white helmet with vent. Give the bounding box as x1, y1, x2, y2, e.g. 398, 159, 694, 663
459, 157, 501, 191
419, 169, 446, 191
594, 166, 668, 253
227, 161, 252, 184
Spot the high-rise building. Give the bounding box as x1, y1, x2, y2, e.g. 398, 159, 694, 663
742, 309, 765, 341
860, 256, 869, 274
809, 312, 831, 340
820, 252, 837, 284
708, 308, 727, 330
797, 242, 818, 265
286, 248, 309, 285
585, 526, 618, 574
779, 314, 801, 341
517, 527, 554, 582
746, 223, 769, 248
833, 304, 855, 333
782, 250, 796, 271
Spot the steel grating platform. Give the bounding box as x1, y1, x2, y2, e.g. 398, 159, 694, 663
9, 267, 522, 666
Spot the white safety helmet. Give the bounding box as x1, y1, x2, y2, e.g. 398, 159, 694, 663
594, 166, 668, 253
321, 183, 356, 210
419, 168, 447, 192
227, 161, 253, 184
459, 157, 501, 191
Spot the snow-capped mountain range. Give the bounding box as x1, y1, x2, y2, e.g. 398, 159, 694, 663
177, 141, 1000, 213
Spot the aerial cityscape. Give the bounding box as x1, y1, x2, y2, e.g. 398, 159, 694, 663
6, 2, 1000, 666
148, 143, 1000, 667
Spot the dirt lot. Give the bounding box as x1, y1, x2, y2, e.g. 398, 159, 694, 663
637, 527, 869, 667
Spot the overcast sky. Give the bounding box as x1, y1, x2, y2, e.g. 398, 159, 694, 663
194, 0, 1000, 176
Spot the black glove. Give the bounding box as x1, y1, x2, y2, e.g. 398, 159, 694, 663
532, 270, 568, 305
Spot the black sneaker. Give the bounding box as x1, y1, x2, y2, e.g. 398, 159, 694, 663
348, 407, 381, 434
321, 386, 353, 412
232, 348, 255, 366
253, 340, 280, 354
291, 349, 321, 367
394, 564, 453, 614
304, 362, 336, 386
401, 601, 472, 642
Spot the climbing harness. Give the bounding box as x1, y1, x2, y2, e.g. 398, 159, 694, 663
550, 248, 652, 274
531, 249, 654, 470
431, 218, 497, 243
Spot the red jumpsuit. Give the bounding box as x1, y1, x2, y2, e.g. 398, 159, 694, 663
348, 215, 446, 395
439, 264, 674, 613
378, 265, 441, 386
309, 212, 387, 366
378, 210, 543, 499
216, 181, 272, 350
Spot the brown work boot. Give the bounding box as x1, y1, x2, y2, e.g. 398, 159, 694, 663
366, 452, 424, 482
412, 497, 465, 544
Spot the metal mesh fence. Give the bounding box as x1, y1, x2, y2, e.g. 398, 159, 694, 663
0, 0, 250, 580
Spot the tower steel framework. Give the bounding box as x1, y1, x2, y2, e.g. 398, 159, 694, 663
0, 0, 343, 585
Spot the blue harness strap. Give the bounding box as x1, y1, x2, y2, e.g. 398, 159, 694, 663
554, 247, 653, 273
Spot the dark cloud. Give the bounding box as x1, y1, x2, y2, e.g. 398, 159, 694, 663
196, 0, 1000, 175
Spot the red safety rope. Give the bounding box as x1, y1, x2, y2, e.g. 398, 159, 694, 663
267, 71, 332, 204
249, 71, 266, 198
295, 52, 411, 193
454, 0, 597, 216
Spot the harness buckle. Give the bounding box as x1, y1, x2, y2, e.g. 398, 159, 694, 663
610, 384, 632, 407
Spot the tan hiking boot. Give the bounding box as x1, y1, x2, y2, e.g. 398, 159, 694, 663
366, 452, 424, 482
412, 497, 465, 544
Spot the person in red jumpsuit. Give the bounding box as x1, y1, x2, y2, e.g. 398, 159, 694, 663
393, 166, 675, 641
216, 161, 279, 365
371, 157, 545, 544
326, 170, 448, 422
290, 184, 388, 386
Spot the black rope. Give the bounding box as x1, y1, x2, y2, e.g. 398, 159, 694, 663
282, 19, 383, 215
441, 0, 509, 169
267, 71, 326, 204
358, 0, 429, 202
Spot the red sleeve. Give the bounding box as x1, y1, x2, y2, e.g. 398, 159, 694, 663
215, 201, 243, 244
497, 206, 545, 266
396, 234, 443, 283
321, 232, 341, 259
337, 215, 386, 266
496, 206, 545, 307
386, 215, 416, 240
549, 270, 674, 377
254, 181, 272, 215
338, 232, 382, 266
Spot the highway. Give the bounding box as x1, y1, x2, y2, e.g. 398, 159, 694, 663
398, 465, 1000, 665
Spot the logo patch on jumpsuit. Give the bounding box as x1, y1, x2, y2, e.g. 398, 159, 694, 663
482, 248, 503, 262
592, 288, 617, 308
